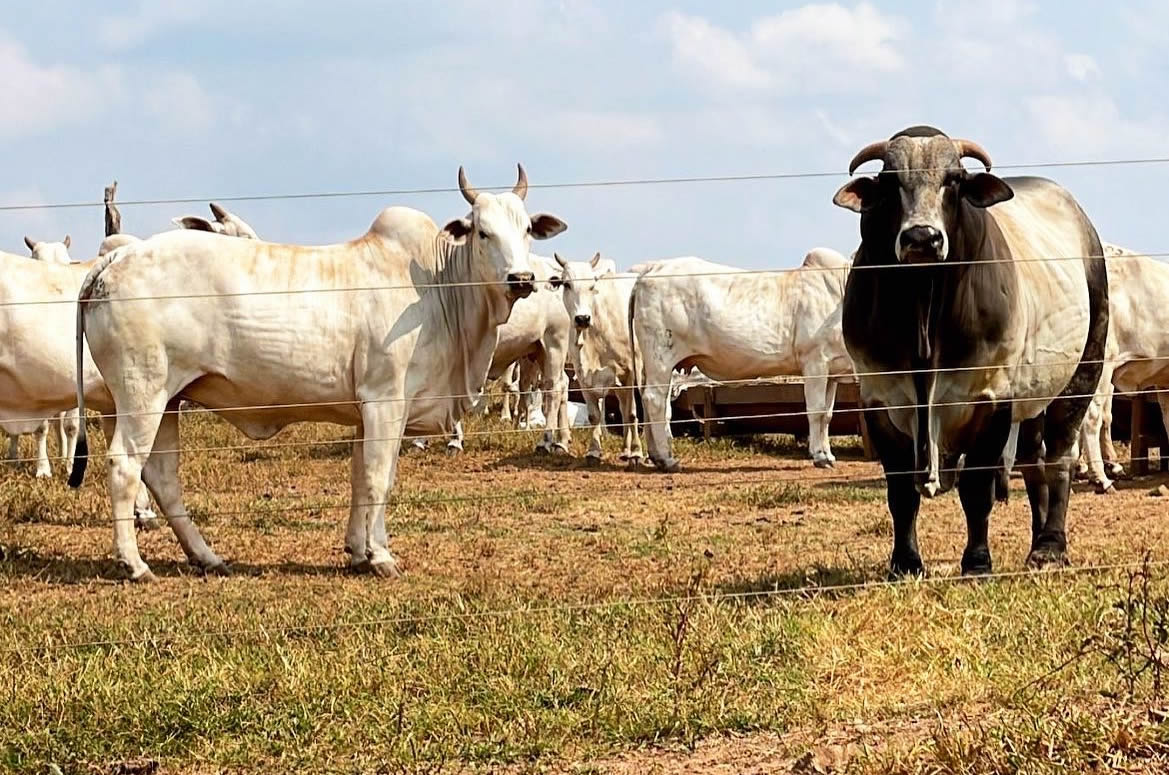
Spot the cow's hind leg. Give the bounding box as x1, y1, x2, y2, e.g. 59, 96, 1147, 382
956, 408, 1013, 575
641, 362, 678, 473
61, 409, 80, 467
867, 407, 923, 577
446, 421, 464, 455
618, 383, 644, 465
802, 373, 833, 468
140, 400, 225, 574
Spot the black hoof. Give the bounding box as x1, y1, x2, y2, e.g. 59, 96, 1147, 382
1026, 546, 1069, 570
584, 454, 602, 468
888, 554, 925, 580
960, 548, 993, 577
813, 458, 834, 469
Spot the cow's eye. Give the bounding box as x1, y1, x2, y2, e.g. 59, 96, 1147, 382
478, 230, 489, 240
526, 224, 533, 234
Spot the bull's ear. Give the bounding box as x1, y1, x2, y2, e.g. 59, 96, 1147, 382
23, 236, 35, 251
63, 235, 71, 249
175, 216, 217, 233
554, 252, 568, 268
548, 275, 564, 289
961, 173, 1013, 208
588, 251, 602, 268
530, 214, 567, 240
832, 176, 880, 213
441, 217, 472, 243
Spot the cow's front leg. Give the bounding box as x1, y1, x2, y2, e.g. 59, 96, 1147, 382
583, 389, 605, 464
350, 401, 407, 578
617, 383, 643, 465
446, 421, 465, 455
33, 420, 52, 478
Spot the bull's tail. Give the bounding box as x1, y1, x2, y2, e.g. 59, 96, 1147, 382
627, 276, 640, 410
68, 253, 120, 488
67, 289, 89, 487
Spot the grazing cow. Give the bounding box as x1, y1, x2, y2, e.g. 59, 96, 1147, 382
1066, 243, 1169, 492
0, 246, 156, 520
446, 253, 570, 455
69, 165, 567, 581
630, 248, 854, 471
550, 251, 643, 464
833, 125, 1107, 576
1, 237, 82, 479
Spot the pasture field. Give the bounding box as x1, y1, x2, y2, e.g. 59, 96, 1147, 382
3, 410, 1169, 773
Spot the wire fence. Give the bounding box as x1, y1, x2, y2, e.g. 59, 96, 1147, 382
0, 155, 1165, 213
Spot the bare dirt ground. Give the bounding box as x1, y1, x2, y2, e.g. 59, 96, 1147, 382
2, 412, 1169, 773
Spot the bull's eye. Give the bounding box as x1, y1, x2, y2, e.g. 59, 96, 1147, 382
478, 230, 489, 240
562, 282, 572, 291
526, 224, 533, 234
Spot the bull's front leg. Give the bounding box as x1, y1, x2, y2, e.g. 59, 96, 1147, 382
446, 420, 465, 455
348, 397, 407, 578
955, 407, 1013, 575
801, 373, 833, 468
867, 408, 923, 577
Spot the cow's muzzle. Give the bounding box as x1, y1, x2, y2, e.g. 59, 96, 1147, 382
900, 225, 944, 263
574, 314, 592, 329
506, 271, 536, 299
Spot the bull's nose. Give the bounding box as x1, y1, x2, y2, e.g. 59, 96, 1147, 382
900, 226, 943, 256
506, 271, 536, 298
574, 314, 591, 328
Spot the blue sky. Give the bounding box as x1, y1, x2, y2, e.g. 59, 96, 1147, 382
0, 0, 1165, 269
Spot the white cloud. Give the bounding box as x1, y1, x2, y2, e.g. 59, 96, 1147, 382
933, 0, 1037, 24
1026, 94, 1168, 157
97, 0, 202, 50
659, 11, 770, 91
0, 38, 122, 139
660, 3, 903, 95
1064, 53, 1101, 82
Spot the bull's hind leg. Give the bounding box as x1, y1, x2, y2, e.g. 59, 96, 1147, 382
802, 374, 833, 468
1017, 413, 1074, 569
868, 408, 924, 577
105, 394, 169, 581
618, 383, 644, 464
956, 408, 1013, 575
140, 401, 225, 574
583, 388, 606, 464
641, 363, 678, 473
101, 415, 159, 530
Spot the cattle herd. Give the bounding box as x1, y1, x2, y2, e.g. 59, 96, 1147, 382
2, 124, 1166, 583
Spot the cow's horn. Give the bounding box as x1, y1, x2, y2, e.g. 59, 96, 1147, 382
848, 141, 889, 175
952, 139, 993, 171
209, 202, 229, 222
513, 163, 528, 200
457, 166, 479, 206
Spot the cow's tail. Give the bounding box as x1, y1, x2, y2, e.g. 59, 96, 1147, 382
627, 276, 640, 408
68, 252, 120, 488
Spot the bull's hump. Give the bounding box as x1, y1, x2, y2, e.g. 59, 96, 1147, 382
367, 207, 438, 241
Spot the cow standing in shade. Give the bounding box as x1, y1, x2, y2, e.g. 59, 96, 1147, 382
629, 248, 853, 471
834, 126, 1107, 576
551, 251, 643, 465
70, 166, 567, 582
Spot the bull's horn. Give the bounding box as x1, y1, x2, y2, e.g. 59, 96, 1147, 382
848, 141, 889, 175
23, 236, 35, 251
209, 202, 230, 222
457, 166, 479, 206
952, 138, 994, 171
513, 163, 528, 200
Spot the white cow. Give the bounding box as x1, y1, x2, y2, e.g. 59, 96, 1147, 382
551, 251, 642, 464
1073, 243, 1169, 492
70, 165, 567, 581
2, 237, 82, 478
0, 247, 157, 522
630, 248, 854, 472
446, 253, 570, 455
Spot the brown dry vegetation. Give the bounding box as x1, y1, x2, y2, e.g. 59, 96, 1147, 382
2, 408, 1169, 774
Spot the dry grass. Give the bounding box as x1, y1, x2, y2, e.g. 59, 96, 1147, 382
2, 411, 1168, 773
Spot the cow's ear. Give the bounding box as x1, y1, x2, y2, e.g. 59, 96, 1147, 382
442, 217, 472, 243
23, 236, 35, 251
961, 173, 1013, 208
174, 216, 217, 233
63, 235, 71, 249
529, 214, 567, 240
832, 176, 881, 213
554, 252, 567, 269
548, 275, 564, 289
